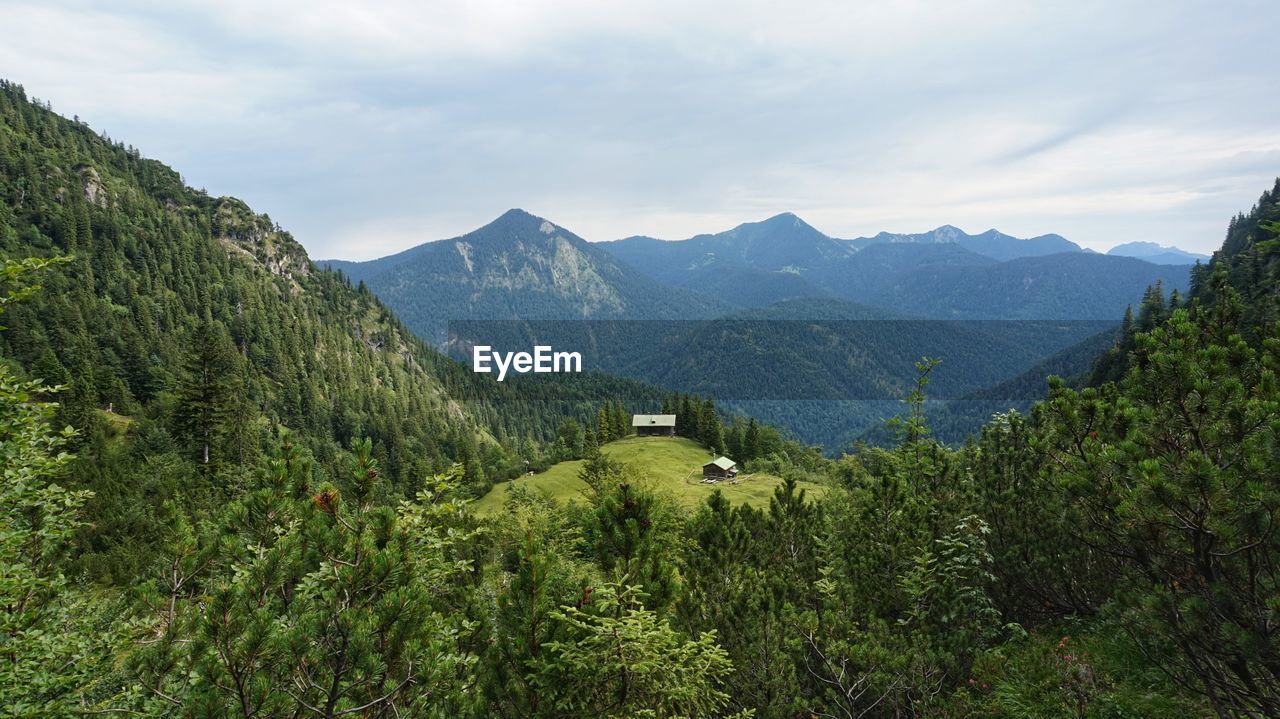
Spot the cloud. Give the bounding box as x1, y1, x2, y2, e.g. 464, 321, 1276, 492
1, 0, 1277, 258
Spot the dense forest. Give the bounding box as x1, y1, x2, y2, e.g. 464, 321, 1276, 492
4, 80, 1279, 718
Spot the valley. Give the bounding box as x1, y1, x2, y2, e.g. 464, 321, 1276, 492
328, 209, 1179, 448
3, 71, 1276, 719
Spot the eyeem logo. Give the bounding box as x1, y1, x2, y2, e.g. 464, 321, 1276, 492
472, 345, 582, 381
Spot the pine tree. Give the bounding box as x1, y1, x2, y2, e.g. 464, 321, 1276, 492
173, 319, 238, 467
590, 481, 678, 612
483, 528, 588, 717
611, 401, 628, 440
1041, 287, 1280, 717
29, 347, 69, 389
534, 584, 739, 718
698, 398, 724, 454
596, 405, 613, 443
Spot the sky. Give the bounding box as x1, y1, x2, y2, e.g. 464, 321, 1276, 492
2, 0, 1278, 260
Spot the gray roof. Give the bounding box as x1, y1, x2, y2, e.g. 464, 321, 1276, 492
703, 456, 736, 470
632, 414, 676, 427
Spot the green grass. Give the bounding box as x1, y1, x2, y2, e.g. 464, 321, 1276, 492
473, 435, 825, 515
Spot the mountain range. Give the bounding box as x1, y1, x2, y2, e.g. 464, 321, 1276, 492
328, 211, 1194, 325
843, 224, 1083, 260
598, 214, 1193, 319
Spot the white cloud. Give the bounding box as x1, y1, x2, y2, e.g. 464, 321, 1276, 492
1, 0, 1276, 257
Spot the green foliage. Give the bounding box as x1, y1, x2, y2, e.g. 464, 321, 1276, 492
589, 479, 681, 612
535, 583, 743, 719
0, 257, 117, 717
0, 80, 510, 580
960, 624, 1207, 719
1039, 296, 1280, 716
480, 502, 591, 718
130, 442, 478, 717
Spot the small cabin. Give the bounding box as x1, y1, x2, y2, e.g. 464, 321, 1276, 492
632, 414, 676, 437
702, 456, 738, 481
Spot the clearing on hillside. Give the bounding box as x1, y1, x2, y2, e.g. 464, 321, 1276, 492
472, 435, 825, 515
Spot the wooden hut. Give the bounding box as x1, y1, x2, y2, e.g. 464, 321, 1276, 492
632, 414, 676, 437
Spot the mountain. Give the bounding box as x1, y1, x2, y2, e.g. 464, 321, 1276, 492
598, 213, 848, 306
1107, 240, 1210, 265
598, 216, 1178, 319
809, 242, 996, 304
844, 225, 1084, 261
604, 212, 850, 274
324, 209, 730, 340
0, 82, 526, 576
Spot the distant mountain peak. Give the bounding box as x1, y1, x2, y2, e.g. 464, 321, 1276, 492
489, 207, 550, 227
468, 209, 578, 245
1112, 240, 1163, 251
1107, 240, 1209, 265
741, 212, 821, 235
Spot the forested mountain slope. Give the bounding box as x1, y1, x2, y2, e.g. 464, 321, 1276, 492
1088, 181, 1280, 385
0, 81, 515, 576
1192, 178, 1280, 323
0, 81, 487, 470
837, 251, 1191, 319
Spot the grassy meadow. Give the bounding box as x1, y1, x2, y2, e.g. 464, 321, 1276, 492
472, 435, 824, 515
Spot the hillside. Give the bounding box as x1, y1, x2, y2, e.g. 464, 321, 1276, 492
473, 435, 824, 513
841, 251, 1192, 319
0, 82, 514, 577
447, 291, 1114, 448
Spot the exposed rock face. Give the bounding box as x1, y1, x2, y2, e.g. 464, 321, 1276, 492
79, 165, 107, 207
212, 197, 312, 289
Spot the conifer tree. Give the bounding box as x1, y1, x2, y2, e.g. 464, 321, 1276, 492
173, 319, 239, 467
698, 398, 724, 454
590, 481, 678, 612
744, 418, 760, 464
596, 405, 613, 443
610, 400, 628, 439
534, 583, 740, 718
